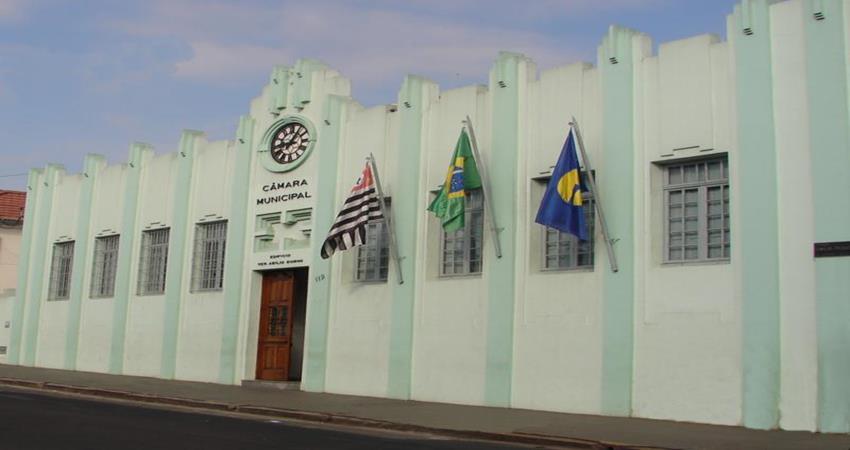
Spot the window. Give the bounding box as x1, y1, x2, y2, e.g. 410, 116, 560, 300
664, 157, 730, 262
355, 217, 389, 282
440, 190, 484, 276
90, 235, 119, 298
48, 241, 74, 300
544, 196, 595, 270
138, 228, 169, 295
191, 221, 227, 291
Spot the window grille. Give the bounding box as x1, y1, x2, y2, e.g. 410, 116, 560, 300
664, 157, 730, 262
90, 235, 119, 298
543, 197, 595, 270
355, 217, 390, 282
191, 221, 227, 292
48, 241, 75, 300
137, 228, 170, 295
440, 190, 484, 276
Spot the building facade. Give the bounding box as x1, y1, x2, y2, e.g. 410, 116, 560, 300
0, 189, 26, 360
2, 0, 849, 433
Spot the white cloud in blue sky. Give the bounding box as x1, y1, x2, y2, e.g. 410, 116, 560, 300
0, 0, 739, 188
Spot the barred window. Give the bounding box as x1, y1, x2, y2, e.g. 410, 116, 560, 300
137, 228, 169, 295
90, 235, 119, 298
48, 241, 75, 300
544, 196, 595, 270
664, 157, 730, 262
440, 190, 484, 276
191, 221, 227, 291
355, 216, 389, 282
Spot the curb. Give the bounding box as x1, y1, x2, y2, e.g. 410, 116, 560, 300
0, 378, 677, 450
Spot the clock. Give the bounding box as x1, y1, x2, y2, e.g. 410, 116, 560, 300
259, 116, 317, 173
270, 122, 310, 164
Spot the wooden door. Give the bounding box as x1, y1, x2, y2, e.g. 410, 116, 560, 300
256, 271, 295, 381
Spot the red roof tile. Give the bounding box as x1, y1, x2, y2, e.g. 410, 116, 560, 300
0, 190, 26, 222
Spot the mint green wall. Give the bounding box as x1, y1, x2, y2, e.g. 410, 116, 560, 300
21, 164, 63, 365
108, 144, 151, 373
733, 0, 781, 430
302, 95, 349, 392
598, 27, 641, 416
386, 76, 433, 399
483, 52, 525, 407
805, 0, 850, 433
7, 169, 41, 364
218, 116, 256, 384
160, 131, 202, 379
64, 154, 105, 369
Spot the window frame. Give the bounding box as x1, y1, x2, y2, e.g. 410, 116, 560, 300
137, 227, 170, 296
438, 189, 484, 278
541, 195, 596, 272
48, 241, 75, 301
90, 234, 120, 298
354, 218, 390, 283
191, 220, 228, 292
661, 156, 730, 264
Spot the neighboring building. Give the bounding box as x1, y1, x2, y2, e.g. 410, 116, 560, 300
0, 189, 26, 361
3, 0, 850, 434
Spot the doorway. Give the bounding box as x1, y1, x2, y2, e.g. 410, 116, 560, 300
255, 268, 307, 381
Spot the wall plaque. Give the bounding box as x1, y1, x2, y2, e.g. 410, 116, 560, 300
814, 241, 850, 258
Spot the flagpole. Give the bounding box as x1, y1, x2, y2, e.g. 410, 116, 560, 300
463, 116, 503, 259
569, 117, 618, 273
368, 153, 404, 284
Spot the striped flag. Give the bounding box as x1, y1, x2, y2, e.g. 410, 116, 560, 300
320, 160, 384, 259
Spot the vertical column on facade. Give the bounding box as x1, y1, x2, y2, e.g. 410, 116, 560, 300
20, 164, 64, 365
732, 0, 781, 429
483, 52, 531, 407
160, 130, 202, 379
109, 143, 153, 374
218, 115, 256, 384
7, 169, 42, 364
386, 76, 438, 399
598, 26, 649, 416
805, 0, 850, 433
302, 95, 351, 392
63, 154, 106, 370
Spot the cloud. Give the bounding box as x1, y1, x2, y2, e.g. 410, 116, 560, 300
0, 0, 23, 21
174, 42, 294, 81
109, 0, 584, 93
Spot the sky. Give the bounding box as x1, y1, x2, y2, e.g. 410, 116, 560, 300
0, 0, 741, 190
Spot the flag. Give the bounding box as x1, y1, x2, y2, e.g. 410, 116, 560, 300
535, 128, 589, 241
320, 160, 384, 259
427, 129, 482, 232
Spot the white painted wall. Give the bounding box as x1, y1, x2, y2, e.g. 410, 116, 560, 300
0, 289, 12, 363
324, 105, 394, 398
35, 170, 81, 369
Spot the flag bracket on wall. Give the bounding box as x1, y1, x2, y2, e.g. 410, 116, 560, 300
568, 117, 619, 273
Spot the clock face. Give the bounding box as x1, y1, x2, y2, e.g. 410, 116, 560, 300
270, 122, 311, 164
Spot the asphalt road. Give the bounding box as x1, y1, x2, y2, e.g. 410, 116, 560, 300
0, 386, 545, 450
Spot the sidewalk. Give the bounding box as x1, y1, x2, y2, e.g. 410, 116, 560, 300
0, 364, 847, 450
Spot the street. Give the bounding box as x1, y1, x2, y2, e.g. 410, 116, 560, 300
0, 387, 545, 450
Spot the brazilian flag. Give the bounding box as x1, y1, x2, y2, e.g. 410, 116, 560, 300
428, 129, 482, 232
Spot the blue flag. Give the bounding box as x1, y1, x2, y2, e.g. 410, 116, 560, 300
535, 129, 589, 241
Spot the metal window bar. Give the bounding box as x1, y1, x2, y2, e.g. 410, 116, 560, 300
138, 228, 170, 295
663, 157, 729, 263
90, 235, 119, 298
440, 190, 484, 276
48, 241, 75, 300
543, 196, 596, 270
354, 217, 389, 282
191, 221, 227, 292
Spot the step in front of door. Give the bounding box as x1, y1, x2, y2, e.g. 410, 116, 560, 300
241, 380, 302, 391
